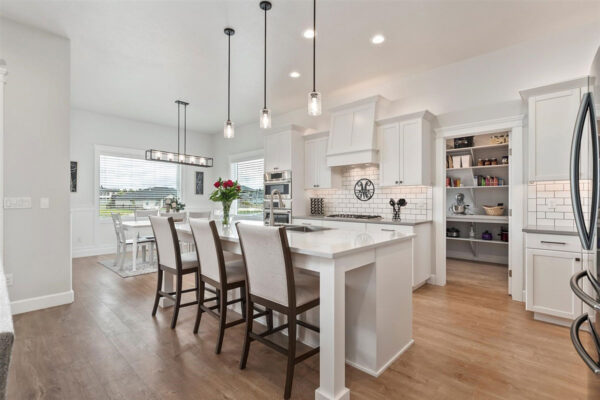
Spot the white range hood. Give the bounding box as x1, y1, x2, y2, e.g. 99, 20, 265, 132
326, 96, 387, 167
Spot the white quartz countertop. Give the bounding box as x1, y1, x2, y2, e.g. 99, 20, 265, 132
294, 215, 432, 226
522, 225, 579, 236
178, 221, 415, 259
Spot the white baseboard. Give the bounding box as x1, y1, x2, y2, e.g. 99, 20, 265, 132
345, 339, 414, 377
72, 244, 115, 258
11, 290, 74, 315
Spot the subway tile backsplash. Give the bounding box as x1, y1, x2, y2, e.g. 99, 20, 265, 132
527, 180, 590, 228
305, 165, 432, 220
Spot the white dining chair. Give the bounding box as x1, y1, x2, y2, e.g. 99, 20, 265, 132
188, 210, 212, 219
135, 209, 159, 221
159, 211, 187, 223
111, 213, 155, 270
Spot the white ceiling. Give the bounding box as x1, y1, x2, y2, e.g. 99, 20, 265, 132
1, 0, 600, 133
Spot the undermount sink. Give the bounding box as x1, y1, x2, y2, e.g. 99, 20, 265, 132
283, 225, 331, 233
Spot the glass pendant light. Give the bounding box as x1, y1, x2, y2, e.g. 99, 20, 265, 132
224, 27, 235, 139
259, 1, 272, 129
308, 0, 322, 116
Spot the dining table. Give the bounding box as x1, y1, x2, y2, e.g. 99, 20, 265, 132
164, 220, 415, 400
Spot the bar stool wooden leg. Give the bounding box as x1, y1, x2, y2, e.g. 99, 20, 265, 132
152, 269, 163, 316
171, 273, 183, 329
215, 288, 227, 354
193, 280, 205, 334
284, 314, 297, 400
240, 286, 247, 320
267, 308, 274, 331
239, 300, 253, 369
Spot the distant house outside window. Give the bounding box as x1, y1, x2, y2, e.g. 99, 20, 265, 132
231, 158, 264, 220
98, 154, 181, 217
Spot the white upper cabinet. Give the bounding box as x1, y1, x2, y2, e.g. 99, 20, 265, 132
377, 111, 434, 186
304, 135, 341, 189
520, 77, 592, 181
264, 129, 292, 172
327, 96, 385, 167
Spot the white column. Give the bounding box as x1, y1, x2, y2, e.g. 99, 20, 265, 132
0, 61, 7, 266
315, 262, 350, 400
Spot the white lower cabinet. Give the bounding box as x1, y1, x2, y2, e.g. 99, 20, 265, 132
293, 218, 432, 288
525, 234, 583, 322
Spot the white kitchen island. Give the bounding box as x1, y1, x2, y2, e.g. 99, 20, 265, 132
174, 221, 415, 400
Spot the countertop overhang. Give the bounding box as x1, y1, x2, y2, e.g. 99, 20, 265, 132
522, 225, 579, 236
294, 215, 432, 226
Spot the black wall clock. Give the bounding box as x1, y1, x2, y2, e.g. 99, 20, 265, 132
354, 178, 375, 201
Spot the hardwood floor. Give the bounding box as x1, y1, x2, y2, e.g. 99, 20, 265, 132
7, 255, 600, 399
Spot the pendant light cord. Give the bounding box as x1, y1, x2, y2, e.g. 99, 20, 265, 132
183, 103, 187, 154
264, 6, 267, 110
177, 102, 180, 155
313, 0, 316, 92
228, 33, 231, 121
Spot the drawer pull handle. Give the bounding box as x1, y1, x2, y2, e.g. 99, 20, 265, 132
381, 229, 396, 232
302, 223, 312, 226
540, 241, 567, 245
575, 258, 581, 262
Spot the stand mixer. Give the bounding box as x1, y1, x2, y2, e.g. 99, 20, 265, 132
449, 193, 469, 215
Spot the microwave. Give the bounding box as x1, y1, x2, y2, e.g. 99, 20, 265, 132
264, 170, 292, 199
263, 209, 292, 225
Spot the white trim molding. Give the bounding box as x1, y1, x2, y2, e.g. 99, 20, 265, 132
435, 114, 525, 138
11, 290, 74, 315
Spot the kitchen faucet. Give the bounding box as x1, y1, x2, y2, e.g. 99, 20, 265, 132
269, 189, 283, 226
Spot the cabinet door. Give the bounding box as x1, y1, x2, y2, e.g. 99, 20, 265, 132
265, 132, 291, 172
277, 132, 292, 171
379, 124, 401, 186
304, 140, 317, 189
264, 134, 279, 172
528, 88, 581, 181
314, 138, 330, 188
400, 120, 421, 185
526, 248, 582, 319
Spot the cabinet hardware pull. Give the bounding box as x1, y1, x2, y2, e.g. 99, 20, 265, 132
381, 228, 396, 232
576, 258, 581, 261
399, 180, 403, 184
540, 241, 567, 245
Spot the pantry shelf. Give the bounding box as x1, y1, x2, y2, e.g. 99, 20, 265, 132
447, 164, 509, 171
446, 237, 508, 245
445, 143, 509, 153
446, 215, 509, 223
446, 186, 508, 189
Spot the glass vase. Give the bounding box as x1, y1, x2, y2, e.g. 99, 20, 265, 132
222, 200, 233, 227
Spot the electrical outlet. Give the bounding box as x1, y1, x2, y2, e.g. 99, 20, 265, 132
4, 197, 32, 209
5, 274, 13, 286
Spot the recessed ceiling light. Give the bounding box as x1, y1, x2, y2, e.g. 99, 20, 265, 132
371, 34, 385, 45
303, 29, 315, 39
289, 71, 301, 78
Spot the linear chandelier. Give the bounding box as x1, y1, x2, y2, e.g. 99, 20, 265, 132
145, 100, 213, 167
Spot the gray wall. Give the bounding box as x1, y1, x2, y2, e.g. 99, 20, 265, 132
0, 18, 72, 312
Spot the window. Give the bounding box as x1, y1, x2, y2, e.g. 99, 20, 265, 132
231, 158, 264, 220
98, 154, 180, 217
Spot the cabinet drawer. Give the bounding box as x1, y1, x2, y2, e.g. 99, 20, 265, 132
293, 218, 323, 227
525, 233, 582, 253
365, 224, 414, 234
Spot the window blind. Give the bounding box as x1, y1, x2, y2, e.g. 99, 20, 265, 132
231, 158, 264, 218
99, 154, 180, 217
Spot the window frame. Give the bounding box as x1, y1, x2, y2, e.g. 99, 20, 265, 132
95, 144, 182, 223
228, 149, 264, 219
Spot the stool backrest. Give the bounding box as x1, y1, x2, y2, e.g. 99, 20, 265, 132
149, 216, 181, 271
135, 209, 158, 221
189, 219, 223, 283
236, 223, 294, 308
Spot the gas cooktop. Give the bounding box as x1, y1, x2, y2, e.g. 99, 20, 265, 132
326, 214, 382, 220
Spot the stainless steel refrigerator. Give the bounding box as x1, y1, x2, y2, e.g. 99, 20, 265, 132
570, 46, 600, 386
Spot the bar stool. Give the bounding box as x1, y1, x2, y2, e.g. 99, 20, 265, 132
149, 216, 199, 329
189, 218, 272, 354
236, 223, 320, 400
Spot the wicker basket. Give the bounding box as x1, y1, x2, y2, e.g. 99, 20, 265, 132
482, 205, 505, 216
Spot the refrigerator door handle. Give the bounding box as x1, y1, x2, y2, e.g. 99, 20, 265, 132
571, 269, 600, 312
570, 91, 600, 251
571, 313, 600, 374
